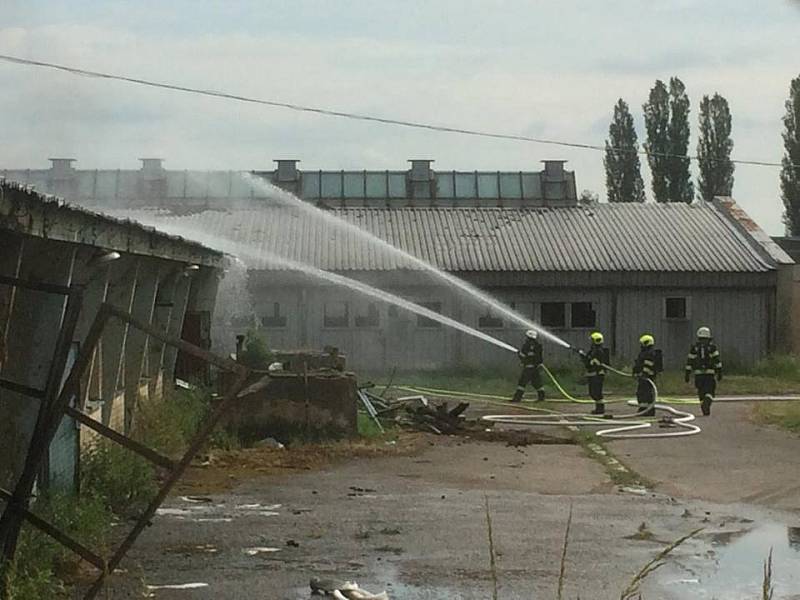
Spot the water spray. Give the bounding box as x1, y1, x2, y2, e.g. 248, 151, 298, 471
241, 173, 571, 349
124, 217, 518, 355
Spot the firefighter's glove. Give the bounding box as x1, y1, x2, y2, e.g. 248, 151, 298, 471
717, 372, 723, 382
684, 373, 690, 383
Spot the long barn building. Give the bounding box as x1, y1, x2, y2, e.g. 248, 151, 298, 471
3, 158, 795, 371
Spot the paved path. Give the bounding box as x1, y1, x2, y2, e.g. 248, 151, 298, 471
612, 402, 800, 512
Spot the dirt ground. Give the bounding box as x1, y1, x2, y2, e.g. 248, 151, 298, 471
83, 399, 800, 600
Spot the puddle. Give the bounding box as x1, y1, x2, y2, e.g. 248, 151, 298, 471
658, 522, 800, 598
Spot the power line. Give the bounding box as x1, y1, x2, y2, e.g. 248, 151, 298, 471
0, 53, 795, 170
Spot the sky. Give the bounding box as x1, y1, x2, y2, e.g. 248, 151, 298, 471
1, 1, 799, 233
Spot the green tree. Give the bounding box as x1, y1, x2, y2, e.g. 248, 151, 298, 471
643, 80, 670, 202
666, 77, 694, 203
604, 99, 646, 202
782, 75, 800, 234
697, 93, 735, 201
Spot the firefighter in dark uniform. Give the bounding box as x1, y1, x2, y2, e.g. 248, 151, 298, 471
512, 330, 545, 403
632, 334, 659, 417
576, 331, 608, 415
685, 326, 722, 416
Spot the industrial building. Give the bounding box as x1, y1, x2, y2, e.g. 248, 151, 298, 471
2, 158, 795, 373
0, 179, 223, 492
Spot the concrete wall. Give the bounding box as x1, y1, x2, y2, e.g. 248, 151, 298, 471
242, 271, 776, 373
219, 370, 358, 441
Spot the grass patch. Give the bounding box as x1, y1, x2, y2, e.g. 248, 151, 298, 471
372, 360, 800, 402
752, 401, 800, 434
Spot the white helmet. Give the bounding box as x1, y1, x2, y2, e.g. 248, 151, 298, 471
697, 326, 712, 339
525, 330, 538, 340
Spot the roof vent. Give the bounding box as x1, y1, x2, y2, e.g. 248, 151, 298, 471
274, 159, 300, 182
540, 160, 573, 205
408, 159, 434, 182
139, 158, 164, 175
542, 160, 566, 180
48, 158, 76, 176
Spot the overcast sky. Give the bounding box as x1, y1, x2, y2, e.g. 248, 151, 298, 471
1, 1, 799, 233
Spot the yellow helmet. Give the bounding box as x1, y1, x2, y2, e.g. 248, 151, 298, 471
590, 331, 604, 344
639, 334, 655, 347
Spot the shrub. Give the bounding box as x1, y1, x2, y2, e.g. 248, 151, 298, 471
2, 491, 111, 600
80, 441, 157, 516
237, 328, 272, 369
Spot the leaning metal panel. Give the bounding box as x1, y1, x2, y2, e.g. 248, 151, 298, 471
0, 300, 250, 600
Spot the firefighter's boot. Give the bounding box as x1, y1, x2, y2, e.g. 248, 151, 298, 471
591, 403, 605, 415
701, 394, 712, 416
511, 389, 523, 403
536, 389, 546, 402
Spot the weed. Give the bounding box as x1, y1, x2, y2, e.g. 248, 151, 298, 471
80, 441, 157, 516
556, 503, 573, 600
1, 492, 111, 600
483, 495, 498, 600
619, 528, 702, 600
762, 548, 774, 600
357, 412, 389, 438
237, 328, 273, 369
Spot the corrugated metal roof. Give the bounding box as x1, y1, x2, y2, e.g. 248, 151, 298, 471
109, 201, 779, 273
0, 179, 223, 264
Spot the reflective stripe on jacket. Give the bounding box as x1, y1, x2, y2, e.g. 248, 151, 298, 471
685, 341, 722, 376
634, 347, 658, 378
518, 339, 543, 367
584, 346, 606, 377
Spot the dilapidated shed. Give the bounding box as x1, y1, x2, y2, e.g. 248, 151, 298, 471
0, 179, 223, 492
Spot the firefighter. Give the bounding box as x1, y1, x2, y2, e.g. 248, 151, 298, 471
576, 331, 607, 415
685, 326, 722, 416
632, 334, 659, 417
512, 330, 545, 403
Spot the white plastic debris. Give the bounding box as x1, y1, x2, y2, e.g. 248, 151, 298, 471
146, 582, 209, 590
243, 547, 281, 555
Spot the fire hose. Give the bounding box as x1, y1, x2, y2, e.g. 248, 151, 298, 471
399, 358, 702, 438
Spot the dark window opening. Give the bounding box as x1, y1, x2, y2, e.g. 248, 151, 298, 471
417, 301, 443, 328
664, 297, 688, 320
324, 301, 349, 328
570, 302, 596, 328
541, 302, 566, 328
355, 303, 380, 328
261, 302, 287, 328
478, 310, 503, 329
510, 301, 534, 319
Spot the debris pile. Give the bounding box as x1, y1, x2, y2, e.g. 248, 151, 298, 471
399, 398, 469, 434
357, 386, 471, 435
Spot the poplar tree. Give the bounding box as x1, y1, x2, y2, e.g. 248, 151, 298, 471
697, 93, 734, 201
782, 75, 800, 235
666, 77, 694, 203
643, 80, 670, 202
604, 99, 645, 202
